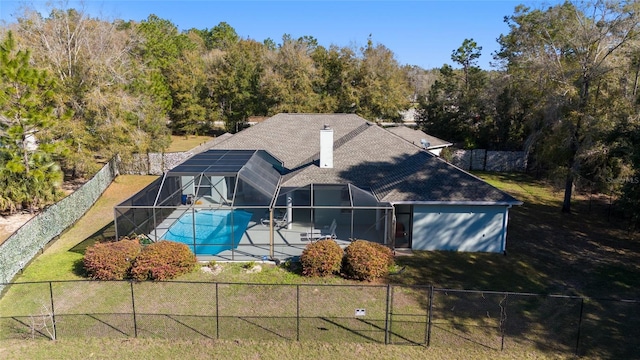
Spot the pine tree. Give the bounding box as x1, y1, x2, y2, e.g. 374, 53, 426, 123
0, 31, 64, 213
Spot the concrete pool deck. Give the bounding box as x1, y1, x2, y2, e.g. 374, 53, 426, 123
147, 206, 385, 262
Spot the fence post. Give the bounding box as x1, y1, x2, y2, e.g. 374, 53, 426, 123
384, 284, 391, 345
129, 281, 137, 338
500, 293, 508, 351
575, 297, 584, 356
426, 285, 433, 346
49, 282, 57, 340
215, 283, 220, 339
296, 284, 300, 341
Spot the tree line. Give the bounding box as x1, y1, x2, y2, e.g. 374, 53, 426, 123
1, 1, 639, 228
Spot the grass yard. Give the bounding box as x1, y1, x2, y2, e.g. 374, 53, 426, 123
12, 175, 158, 282
1, 172, 639, 359
472, 172, 640, 299
166, 135, 215, 153
0, 338, 572, 360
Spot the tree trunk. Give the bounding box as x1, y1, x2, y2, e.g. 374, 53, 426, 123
562, 75, 589, 213
633, 59, 640, 98
562, 125, 579, 213
562, 169, 574, 213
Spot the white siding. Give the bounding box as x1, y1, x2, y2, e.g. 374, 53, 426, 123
412, 205, 508, 253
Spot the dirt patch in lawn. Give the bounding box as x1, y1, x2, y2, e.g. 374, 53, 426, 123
0, 213, 35, 244
0, 175, 156, 247
0, 178, 91, 245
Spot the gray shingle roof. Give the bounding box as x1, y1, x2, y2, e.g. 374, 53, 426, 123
213, 114, 521, 205
214, 113, 370, 170
385, 126, 453, 149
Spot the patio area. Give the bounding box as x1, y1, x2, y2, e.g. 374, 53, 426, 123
143, 204, 386, 261
114, 149, 394, 261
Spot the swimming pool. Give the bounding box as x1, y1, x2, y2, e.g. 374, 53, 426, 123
162, 209, 253, 255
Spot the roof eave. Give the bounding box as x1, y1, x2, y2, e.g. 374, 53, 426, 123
390, 200, 523, 206
427, 143, 453, 149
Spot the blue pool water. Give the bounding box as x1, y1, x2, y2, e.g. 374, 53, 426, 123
163, 209, 253, 255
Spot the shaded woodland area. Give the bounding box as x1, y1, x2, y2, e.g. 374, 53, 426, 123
1, 1, 640, 231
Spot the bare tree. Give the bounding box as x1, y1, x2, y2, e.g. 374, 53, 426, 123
497, 0, 640, 212
10, 3, 168, 175
29, 302, 56, 340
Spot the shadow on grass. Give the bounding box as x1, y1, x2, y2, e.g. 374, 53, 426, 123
278, 260, 304, 276
68, 221, 118, 278
393, 251, 548, 293
69, 221, 118, 255
71, 258, 87, 277
387, 172, 640, 358
319, 317, 380, 343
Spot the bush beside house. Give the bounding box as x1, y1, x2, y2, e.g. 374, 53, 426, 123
130, 241, 197, 281
300, 239, 394, 281
83, 239, 197, 281
343, 240, 394, 281
83, 238, 141, 280
300, 239, 343, 277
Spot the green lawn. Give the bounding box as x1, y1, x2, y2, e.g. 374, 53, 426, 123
1, 171, 638, 359
12, 175, 158, 282
0, 338, 573, 360
166, 135, 215, 152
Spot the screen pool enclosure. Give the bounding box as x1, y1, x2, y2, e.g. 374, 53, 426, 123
114, 149, 394, 260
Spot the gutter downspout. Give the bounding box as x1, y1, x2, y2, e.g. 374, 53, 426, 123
391, 206, 397, 249
501, 205, 512, 255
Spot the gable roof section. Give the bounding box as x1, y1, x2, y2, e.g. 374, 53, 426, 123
376, 156, 521, 204
212, 114, 521, 205
201, 132, 233, 150
385, 126, 453, 149
281, 124, 418, 188
213, 113, 370, 170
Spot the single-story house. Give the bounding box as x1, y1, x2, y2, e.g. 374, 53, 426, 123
115, 113, 521, 261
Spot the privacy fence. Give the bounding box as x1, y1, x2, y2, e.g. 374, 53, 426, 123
450, 149, 527, 172
0, 280, 637, 358
0, 159, 119, 291
0, 137, 223, 288
119, 137, 226, 175
0, 136, 229, 296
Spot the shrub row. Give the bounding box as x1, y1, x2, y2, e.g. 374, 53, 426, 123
130, 240, 197, 281
83, 239, 197, 281
343, 240, 394, 281
300, 239, 394, 281
300, 239, 344, 277
83, 238, 141, 280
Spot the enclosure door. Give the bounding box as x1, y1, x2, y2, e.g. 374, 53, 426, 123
395, 205, 412, 248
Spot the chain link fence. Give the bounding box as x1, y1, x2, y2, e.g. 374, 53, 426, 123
0, 281, 637, 358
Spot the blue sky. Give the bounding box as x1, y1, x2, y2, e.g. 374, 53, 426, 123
0, 1, 555, 69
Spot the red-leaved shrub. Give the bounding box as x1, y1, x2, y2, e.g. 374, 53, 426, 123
83, 239, 141, 280
343, 240, 394, 281
300, 239, 344, 277
130, 240, 197, 281
369, 242, 395, 267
